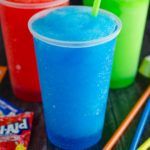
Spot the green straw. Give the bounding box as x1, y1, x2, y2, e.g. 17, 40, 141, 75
138, 138, 150, 150
92, 0, 101, 16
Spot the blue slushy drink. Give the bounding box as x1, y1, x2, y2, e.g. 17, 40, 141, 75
29, 6, 121, 149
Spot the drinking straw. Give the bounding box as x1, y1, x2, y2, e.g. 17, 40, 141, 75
129, 99, 150, 150
92, 0, 101, 16
138, 138, 150, 150
103, 86, 150, 150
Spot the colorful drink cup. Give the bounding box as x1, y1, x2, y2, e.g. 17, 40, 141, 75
0, 0, 69, 102
83, 0, 149, 89
29, 6, 121, 149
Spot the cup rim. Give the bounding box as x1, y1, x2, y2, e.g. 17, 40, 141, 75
0, 0, 69, 9
28, 6, 122, 48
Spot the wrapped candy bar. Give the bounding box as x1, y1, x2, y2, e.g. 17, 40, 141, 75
0, 97, 22, 117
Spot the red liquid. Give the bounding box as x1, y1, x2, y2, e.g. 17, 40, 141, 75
0, 0, 69, 102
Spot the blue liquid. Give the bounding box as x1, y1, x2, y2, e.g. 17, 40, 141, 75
32, 6, 118, 149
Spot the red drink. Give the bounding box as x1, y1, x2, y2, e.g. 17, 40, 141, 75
0, 0, 69, 102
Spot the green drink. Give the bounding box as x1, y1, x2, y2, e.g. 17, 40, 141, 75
83, 0, 149, 88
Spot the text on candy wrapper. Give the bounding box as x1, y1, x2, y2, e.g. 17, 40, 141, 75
0, 118, 29, 135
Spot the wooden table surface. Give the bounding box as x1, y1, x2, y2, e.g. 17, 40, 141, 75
0, 2, 150, 150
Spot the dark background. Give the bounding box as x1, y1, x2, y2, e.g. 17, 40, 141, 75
0, 1, 150, 150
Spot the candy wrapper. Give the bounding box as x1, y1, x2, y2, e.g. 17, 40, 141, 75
0, 112, 34, 150
0, 97, 22, 117
0, 66, 7, 83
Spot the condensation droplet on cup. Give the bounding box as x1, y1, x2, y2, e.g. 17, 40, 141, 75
16, 64, 22, 71
13, 38, 17, 42
97, 84, 100, 87
96, 108, 100, 116
84, 113, 87, 117
52, 105, 56, 109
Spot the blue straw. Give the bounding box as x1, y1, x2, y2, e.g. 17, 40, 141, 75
129, 99, 150, 150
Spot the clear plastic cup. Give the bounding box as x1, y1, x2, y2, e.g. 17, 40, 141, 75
29, 6, 121, 149
0, 0, 69, 102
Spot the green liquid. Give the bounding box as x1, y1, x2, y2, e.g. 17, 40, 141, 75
83, 0, 149, 88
